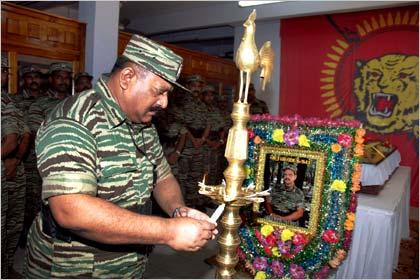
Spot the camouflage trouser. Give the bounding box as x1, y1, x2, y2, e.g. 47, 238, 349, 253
203, 145, 225, 186
1, 163, 8, 278
6, 163, 26, 267
178, 145, 207, 208
25, 216, 149, 278
23, 152, 42, 234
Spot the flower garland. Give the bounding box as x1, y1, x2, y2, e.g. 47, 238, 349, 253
238, 114, 364, 279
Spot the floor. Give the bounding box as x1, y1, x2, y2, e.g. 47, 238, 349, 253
12, 219, 419, 279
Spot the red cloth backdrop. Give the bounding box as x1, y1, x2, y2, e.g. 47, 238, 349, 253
280, 5, 419, 207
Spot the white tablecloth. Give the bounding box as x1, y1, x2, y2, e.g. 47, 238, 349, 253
336, 166, 411, 279
361, 149, 401, 186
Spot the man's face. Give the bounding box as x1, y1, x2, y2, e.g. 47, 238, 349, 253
23, 72, 41, 92
203, 91, 215, 106
50, 70, 71, 94
187, 80, 204, 98
283, 169, 297, 188
1, 67, 8, 89
75, 76, 92, 93
123, 70, 172, 124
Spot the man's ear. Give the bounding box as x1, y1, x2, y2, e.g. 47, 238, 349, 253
119, 66, 136, 91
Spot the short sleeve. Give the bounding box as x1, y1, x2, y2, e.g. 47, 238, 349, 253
36, 118, 97, 201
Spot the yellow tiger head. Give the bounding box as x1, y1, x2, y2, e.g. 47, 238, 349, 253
353, 54, 418, 134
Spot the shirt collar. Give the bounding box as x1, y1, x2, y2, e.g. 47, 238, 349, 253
95, 74, 127, 128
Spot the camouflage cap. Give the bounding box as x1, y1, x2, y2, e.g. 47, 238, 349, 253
122, 34, 189, 92
49, 62, 72, 74
21, 65, 42, 76
2, 55, 9, 68
74, 72, 93, 82
186, 74, 205, 84
202, 84, 216, 93
282, 164, 298, 174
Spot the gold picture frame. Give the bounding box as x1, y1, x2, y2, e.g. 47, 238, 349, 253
253, 144, 326, 237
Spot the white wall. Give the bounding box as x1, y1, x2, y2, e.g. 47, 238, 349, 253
234, 20, 281, 115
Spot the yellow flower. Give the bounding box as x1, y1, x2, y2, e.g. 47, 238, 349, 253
261, 224, 274, 237
245, 166, 252, 178
272, 246, 280, 257
298, 134, 310, 147
255, 271, 266, 279
331, 180, 346, 192
281, 229, 294, 241
272, 129, 284, 143
331, 143, 342, 153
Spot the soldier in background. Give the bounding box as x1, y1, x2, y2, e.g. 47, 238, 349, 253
28, 62, 72, 135
74, 71, 93, 93
175, 74, 210, 212
14, 66, 46, 248
201, 85, 226, 186
248, 83, 269, 115
1, 56, 30, 277
264, 164, 305, 226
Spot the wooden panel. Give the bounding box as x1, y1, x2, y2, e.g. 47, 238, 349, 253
1, 2, 86, 92
1, 3, 85, 63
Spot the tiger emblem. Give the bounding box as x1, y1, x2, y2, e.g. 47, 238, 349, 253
353, 54, 419, 137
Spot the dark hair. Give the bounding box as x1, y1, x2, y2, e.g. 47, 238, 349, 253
111, 56, 148, 79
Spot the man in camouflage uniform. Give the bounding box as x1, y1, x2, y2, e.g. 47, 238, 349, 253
12, 66, 45, 246
74, 71, 93, 93
248, 83, 269, 115
265, 164, 305, 226
1, 56, 30, 277
24, 34, 216, 278
201, 85, 226, 186
27, 62, 72, 135
175, 74, 210, 212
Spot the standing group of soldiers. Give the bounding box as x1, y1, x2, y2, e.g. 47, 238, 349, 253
154, 74, 232, 212
1, 55, 92, 278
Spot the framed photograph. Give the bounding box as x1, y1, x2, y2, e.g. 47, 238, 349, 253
238, 115, 365, 279
253, 145, 325, 236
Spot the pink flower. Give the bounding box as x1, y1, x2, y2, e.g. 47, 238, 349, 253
322, 229, 339, 244
248, 128, 255, 139
271, 260, 284, 277
253, 257, 268, 271
338, 133, 352, 148
313, 266, 330, 279
290, 263, 305, 279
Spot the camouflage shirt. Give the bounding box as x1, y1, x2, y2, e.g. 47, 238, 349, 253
269, 183, 305, 214
27, 94, 62, 134
26, 75, 171, 278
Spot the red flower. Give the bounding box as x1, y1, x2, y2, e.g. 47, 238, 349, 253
264, 246, 273, 256
265, 234, 277, 247
292, 233, 308, 246
255, 229, 264, 243
322, 229, 339, 244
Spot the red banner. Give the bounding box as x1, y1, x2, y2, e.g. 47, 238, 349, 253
280, 5, 419, 207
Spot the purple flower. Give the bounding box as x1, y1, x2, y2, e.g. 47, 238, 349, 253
292, 244, 304, 254
313, 265, 330, 279
253, 257, 268, 271
278, 240, 292, 254
284, 127, 299, 146
290, 263, 305, 279
271, 260, 284, 277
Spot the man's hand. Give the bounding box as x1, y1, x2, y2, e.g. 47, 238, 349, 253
191, 137, 204, 148
4, 157, 19, 180
167, 217, 217, 251
173, 206, 218, 238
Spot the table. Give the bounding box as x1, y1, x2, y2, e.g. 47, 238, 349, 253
336, 166, 411, 279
